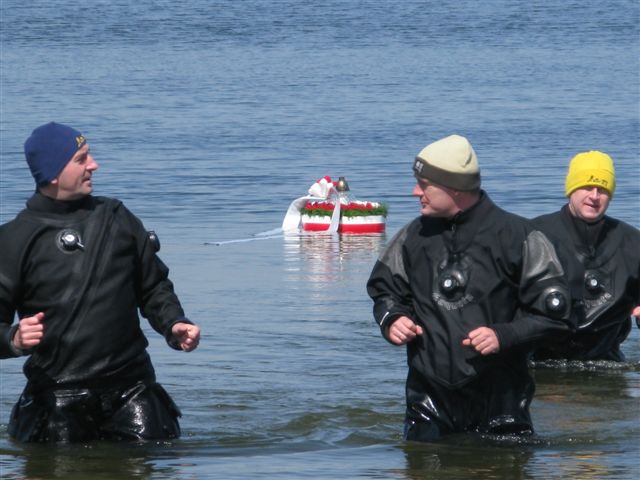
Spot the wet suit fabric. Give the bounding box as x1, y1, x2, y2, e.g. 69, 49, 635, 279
7, 381, 180, 442
0, 193, 189, 442
367, 192, 574, 440
533, 205, 640, 361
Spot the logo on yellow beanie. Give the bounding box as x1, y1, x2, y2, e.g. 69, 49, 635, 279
565, 151, 616, 197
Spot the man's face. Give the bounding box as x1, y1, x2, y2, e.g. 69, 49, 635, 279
51, 144, 98, 200
412, 176, 459, 218
568, 186, 610, 222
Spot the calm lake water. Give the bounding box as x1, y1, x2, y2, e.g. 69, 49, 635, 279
1, 1, 639, 479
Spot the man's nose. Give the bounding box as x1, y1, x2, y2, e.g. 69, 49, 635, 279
87, 155, 98, 170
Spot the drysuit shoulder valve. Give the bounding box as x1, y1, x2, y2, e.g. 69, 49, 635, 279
147, 231, 160, 252
584, 272, 602, 294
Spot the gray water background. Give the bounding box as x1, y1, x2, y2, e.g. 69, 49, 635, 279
1, 1, 639, 479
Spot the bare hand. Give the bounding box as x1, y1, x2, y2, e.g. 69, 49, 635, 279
13, 312, 45, 349
171, 322, 201, 352
386, 316, 424, 345
462, 326, 499, 355
632, 306, 640, 317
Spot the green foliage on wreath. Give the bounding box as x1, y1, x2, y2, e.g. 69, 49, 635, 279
301, 203, 388, 218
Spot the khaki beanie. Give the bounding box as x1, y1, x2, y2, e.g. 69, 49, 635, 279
413, 134, 481, 191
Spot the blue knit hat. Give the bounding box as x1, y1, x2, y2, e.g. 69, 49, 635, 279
24, 122, 87, 187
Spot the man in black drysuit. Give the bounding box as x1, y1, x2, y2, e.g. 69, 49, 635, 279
367, 134, 575, 442
0, 122, 201, 442
532, 150, 640, 362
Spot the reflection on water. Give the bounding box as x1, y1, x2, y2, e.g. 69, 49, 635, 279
282, 231, 387, 313
399, 440, 534, 480
283, 231, 386, 283
528, 366, 640, 479
533, 367, 639, 410
2, 442, 159, 480
526, 447, 631, 480
531, 359, 640, 372
285, 231, 386, 261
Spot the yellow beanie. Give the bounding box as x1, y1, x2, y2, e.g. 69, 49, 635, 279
564, 150, 616, 197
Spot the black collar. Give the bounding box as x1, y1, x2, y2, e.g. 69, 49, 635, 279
560, 204, 608, 258
27, 192, 95, 215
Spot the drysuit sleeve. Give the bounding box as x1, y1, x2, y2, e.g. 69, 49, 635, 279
0, 225, 24, 358
367, 225, 415, 338
624, 226, 640, 306
623, 225, 640, 327
492, 229, 576, 350
121, 206, 192, 350
0, 275, 21, 358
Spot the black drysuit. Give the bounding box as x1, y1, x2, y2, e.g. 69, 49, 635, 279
0, 193, 190, 442
367, 192, 574, 441
533, 205, 640, 361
